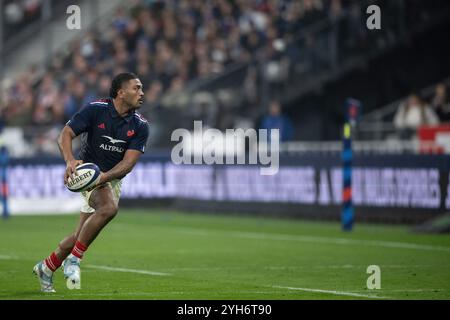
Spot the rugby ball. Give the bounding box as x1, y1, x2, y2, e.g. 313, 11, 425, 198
66, 163, 101, 192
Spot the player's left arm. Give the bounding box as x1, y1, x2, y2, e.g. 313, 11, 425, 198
98, 149, 142, 184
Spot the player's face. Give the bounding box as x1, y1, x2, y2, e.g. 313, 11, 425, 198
122, 79, 144, 109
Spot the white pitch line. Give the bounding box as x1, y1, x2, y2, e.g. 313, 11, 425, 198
0, 254, 18, 260
265, 264, 442, 270
163, 264, 441, 272
175, 227, 450, 253
352, 289, 449, 293
232, 231, 450, 253
85, 264, 171, 276
273, 285, 389, 299
39, 290, 318, 298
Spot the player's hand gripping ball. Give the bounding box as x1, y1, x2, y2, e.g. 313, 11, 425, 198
65, 163, 101, 192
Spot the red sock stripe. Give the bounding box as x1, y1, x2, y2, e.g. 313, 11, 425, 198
45, 252, 62, 272
44, 258, 55, 271
71, 241, 88, 259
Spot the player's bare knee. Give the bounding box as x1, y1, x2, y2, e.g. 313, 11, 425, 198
98, 203, 118, 220
107, 202, 119, 217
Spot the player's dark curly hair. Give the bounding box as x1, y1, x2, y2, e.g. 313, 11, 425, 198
109, 72, 138, 98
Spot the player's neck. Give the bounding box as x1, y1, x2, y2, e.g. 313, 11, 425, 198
112, 98, 134, 117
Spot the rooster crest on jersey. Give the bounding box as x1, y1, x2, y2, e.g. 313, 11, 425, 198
66, 163, 101, 192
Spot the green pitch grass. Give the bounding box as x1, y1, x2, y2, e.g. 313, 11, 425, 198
1, 209, 450, 300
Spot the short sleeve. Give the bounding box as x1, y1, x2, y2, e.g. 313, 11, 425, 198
128, 123, 150, 153
66, 105, 96, 136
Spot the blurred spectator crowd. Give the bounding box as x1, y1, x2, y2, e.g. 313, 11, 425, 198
2, 0, 76, 42
0, 0, 361, 130
2, 0, 43, 42
2, 0, 448, 154
393, 83, 450, 139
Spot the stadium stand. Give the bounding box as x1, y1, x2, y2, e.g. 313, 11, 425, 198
2, 0, 44, 43
1, 0, 450, 224
3, 2, 450, 304
2, 0, 450, 155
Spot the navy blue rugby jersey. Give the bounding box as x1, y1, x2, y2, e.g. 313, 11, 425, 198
66, 98, 149, 172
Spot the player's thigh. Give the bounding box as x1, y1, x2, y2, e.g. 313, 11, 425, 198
88, 184, 117, 212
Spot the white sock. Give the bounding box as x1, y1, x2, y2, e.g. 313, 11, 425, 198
42, 261, 53, 277
67, 253, 80, 262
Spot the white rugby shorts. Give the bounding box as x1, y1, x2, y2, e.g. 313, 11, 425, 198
80, 179, 122, 214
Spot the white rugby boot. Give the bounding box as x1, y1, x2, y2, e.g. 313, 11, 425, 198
62, 254, 81, 289
32, 261, 56, 293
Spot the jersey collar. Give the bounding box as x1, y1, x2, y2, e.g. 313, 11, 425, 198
110, 99, 135, 122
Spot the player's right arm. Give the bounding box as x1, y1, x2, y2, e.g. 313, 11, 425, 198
59, 104, 95, 184
58, 125, 83, 184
